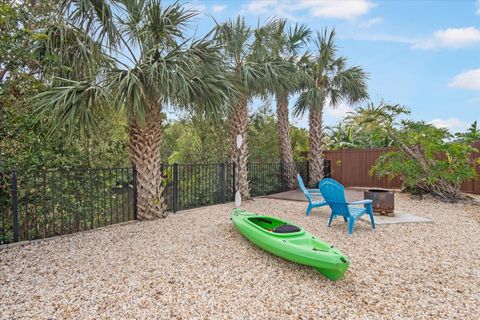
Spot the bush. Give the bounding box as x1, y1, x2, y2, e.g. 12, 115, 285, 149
371, 120, 479, 202
353, 102, 479, 202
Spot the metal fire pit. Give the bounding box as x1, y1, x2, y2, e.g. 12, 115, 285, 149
364, 189, 395, 216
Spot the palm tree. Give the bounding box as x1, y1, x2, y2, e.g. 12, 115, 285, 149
213, 17, 289, 199
260, 19, 311, 189
455, 121, 480, 143
344, 102, 396, 148
293, 29, 369, 184
33, 1, 234, 219
324, 123, 356, 150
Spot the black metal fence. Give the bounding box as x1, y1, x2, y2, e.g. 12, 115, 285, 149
0, 160, 330, 244
0, 168, 135, 245
160, 163, 233, 212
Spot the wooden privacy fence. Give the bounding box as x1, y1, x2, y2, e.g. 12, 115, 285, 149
323, 141, 480, 195
461, 141, 480, 194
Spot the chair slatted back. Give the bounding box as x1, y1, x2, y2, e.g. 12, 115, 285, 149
297, 174, 312, 202
319, 178, 350, 217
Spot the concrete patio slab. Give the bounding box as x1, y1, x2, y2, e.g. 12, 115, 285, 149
262, 189, 432, 225
359, 212, 432, 225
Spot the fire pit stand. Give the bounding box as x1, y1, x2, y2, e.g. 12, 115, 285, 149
363, 189, 395, 216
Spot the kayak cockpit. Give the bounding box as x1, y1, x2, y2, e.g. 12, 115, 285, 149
246, 216, 304, 235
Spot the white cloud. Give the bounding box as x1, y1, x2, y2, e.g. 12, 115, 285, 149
212, 4, 227, 13
241, 0, 299, 20
359, 17, 383, 28
449, 69, 480, 90
325, 103, 354, 119
243, 0, 277, 14
429, 118, 468, 131
241, 0, 375, 20
185, 1, 206, 13
305, 0, 376, 19
414, 27, 480, 49
344, 33, 414, 44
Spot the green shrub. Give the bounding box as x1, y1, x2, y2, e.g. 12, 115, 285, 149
371, 121, 478, 200
355, 103, 479, 202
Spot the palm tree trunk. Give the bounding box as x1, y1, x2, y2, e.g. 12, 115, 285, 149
229, 94, 250, 199
308, 106, 324, 185
276, 93, 297, 189
128, 103, 167, 220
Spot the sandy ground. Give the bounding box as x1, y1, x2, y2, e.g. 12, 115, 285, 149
1, 193, 479, 319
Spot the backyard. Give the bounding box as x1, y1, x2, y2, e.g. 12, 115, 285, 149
2, 1, 480, 319
1, 193, 479, 319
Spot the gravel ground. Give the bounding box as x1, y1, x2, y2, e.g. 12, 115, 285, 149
1, 193, 479, 319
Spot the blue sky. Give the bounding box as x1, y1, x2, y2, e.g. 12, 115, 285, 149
167, 0, 480, 133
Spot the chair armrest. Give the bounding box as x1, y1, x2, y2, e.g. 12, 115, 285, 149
349, 199, 373, 205
307, 189, 321, 193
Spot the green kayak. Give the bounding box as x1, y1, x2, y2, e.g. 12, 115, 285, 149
231, 208, 349, 280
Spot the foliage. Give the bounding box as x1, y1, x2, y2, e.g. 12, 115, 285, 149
252, 19, 311, 97
249, 104, 309, 162
212, 17, 296, 198
162, 104, 309, 164
455, 121, 480, 143
324, 102, 396, 150
364, 103, 478, 202
372, 122, 477, 187
248, 104, 281, 162
0, 1, 52, 83
33, 1, 235, 135
0, 1, 128, 172
162, 113, 230, 164
213, 17, 291, 98
1, 101, 129, 172
290, 126, 309, 160
293, 28, 369, 117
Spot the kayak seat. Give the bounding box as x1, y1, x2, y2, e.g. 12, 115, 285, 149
273, 224, 301, 233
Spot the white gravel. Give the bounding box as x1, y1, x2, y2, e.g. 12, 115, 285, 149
1, 193, 479, 319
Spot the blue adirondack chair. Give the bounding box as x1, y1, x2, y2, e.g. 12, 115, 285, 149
319, 178, 375, 234
297, 174, 327, 216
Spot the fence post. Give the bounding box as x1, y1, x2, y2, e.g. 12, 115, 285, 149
132, 166, 138, 220
219, 163, 225, 203
11, 170, 19, 242
160, 163, 165, 210
232, 162, 236, 196
173, 163, 179, 213
324, 160, 331, 178
306, 161, 310, 185
280, 162, 284, 192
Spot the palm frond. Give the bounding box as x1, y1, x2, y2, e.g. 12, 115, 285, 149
295, 27, 369, 115
61, 0, 119, 47
287, 22, 311, 55
35, 23, 110, 80
33, 78, 110, 137
332, 66, 369, 105
292, 87, 324, 117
